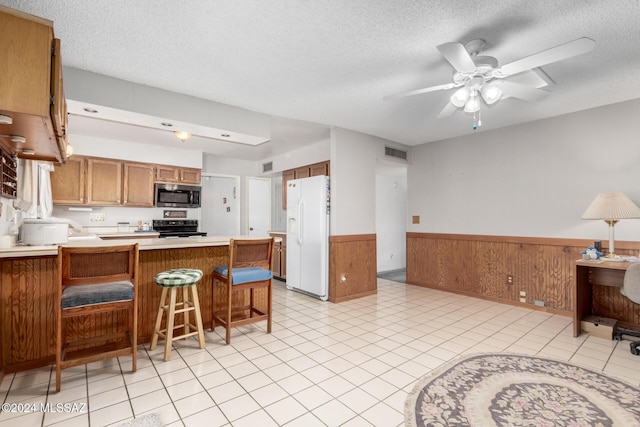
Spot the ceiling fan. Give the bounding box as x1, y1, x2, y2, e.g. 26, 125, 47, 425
386, 37, 596, 128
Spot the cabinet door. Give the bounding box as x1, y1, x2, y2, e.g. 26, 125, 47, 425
294, 167, 310, 179
180, 168, 201, 184
86, 158, 122, 205
310, 161, 329, 177
0, 8, 52, 117
123, 162, 155, 207
155, 165, 179, 183
51, 156, 85, 205
272, 241, 282, 278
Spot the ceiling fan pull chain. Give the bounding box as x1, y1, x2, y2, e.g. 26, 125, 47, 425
472, 109, 482, 130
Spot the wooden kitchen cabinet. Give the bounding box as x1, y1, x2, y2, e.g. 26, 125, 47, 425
180, 168, 201, 184
155, 165, 201, 185
51, 156, 86, 205
52, 155, 203, 206
155, 165, 179, 183
270, 233, 286, 280
86, 158, 123, 205
282, 169, 295, 209
0, 6, 67, 162
123, 162, 155, 207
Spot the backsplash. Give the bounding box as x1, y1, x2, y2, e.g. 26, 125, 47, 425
51, 206, 200, 228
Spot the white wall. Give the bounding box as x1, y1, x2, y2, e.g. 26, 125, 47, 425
266, 140, 330, 174
407, 98, 640, 243
330, 127, 410, 236
376, 174, 407, 272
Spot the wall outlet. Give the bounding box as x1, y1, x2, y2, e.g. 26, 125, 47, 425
90, 212, 105, 222
519, 290, 526, 297
507, 274, 513, 285
519, 297, 526, 303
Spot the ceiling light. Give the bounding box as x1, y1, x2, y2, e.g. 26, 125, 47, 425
83, 107, 98, 113
0, 114, 12, 125
450, 87, 470, 108
481, 83, 503, 105
174, 131, 191, 142
464, 90, 480, 113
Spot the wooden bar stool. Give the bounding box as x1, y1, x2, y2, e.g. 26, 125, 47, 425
151, 268, 206, 361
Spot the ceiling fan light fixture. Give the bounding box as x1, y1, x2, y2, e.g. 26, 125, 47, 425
450, 87, 470, 108
481, 84, 503, 105
464, 91, 480, 113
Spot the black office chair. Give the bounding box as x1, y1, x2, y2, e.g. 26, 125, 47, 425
615, 262, 640, 355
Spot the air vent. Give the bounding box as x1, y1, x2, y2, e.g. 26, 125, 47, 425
262, 161, 273, 173
385, 146, 408, 161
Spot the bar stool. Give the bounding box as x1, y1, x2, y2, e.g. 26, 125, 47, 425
151, 268, 206, 361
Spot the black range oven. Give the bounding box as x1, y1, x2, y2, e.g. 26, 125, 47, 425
153, 219, 207, 238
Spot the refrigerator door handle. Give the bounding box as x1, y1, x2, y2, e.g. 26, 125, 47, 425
297, 198, 304, 246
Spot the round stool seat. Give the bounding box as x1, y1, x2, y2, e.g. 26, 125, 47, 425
155, 269, 203, 288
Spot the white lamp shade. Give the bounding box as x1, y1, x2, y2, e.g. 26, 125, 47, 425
464, 91, 480, 113
450, 87, 470, 108
581, 192, 640, 220
481, 83, 502, 105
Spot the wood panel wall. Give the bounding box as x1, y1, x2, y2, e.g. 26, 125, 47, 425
407, 233, 639, 317
0, 244, 270, 373
329, 234, 377, 303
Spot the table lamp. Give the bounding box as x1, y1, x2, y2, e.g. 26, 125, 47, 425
581, 192, 640, 258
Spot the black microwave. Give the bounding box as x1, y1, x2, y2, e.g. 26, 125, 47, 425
155, 184, 201, 208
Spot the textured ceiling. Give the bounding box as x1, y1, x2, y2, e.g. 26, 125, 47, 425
2, 0, 640, 159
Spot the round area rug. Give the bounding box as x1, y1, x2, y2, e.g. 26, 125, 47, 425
405, 353, 640, 426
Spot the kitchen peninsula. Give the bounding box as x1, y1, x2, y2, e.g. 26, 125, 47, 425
0, 236, 265, 376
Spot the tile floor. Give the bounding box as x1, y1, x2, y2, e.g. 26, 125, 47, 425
2, 279, 640, 427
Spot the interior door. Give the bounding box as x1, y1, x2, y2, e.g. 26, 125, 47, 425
201, 174, 240, 236
247, 177, 271, 236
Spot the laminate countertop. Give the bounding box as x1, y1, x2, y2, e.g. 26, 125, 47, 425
0, 235, 239, 258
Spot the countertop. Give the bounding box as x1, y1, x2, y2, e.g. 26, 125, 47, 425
0, 235, 241, 258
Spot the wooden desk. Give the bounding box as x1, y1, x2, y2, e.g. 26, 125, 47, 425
574, 259, 637, 337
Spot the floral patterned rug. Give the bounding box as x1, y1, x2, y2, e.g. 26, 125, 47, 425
405, 353, 640, 426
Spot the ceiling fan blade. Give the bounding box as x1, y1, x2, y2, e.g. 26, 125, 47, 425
437, 102, 458, 119
498, 80, 550, 101
384, 82, 457, 100
437, 42, 477, 73
498, 37, 596, 77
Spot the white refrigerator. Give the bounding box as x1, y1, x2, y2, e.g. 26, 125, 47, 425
286, 175, 330, 301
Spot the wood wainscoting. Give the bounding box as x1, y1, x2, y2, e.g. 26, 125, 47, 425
406, 233, 638, 317
0, 244, 271, 373
329, 234, 377, 303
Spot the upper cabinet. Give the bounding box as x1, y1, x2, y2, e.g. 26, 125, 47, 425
0, 6, 67, 162
123, 162, 155, 207
51, 156, 86, 205
86, 158, 123, 205
51, 155, 202, 207
155, 165, 201, 185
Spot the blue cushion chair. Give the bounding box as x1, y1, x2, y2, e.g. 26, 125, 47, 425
56, 244, 139, 392
151, 268, 206, 361
211, 238, 275, 344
